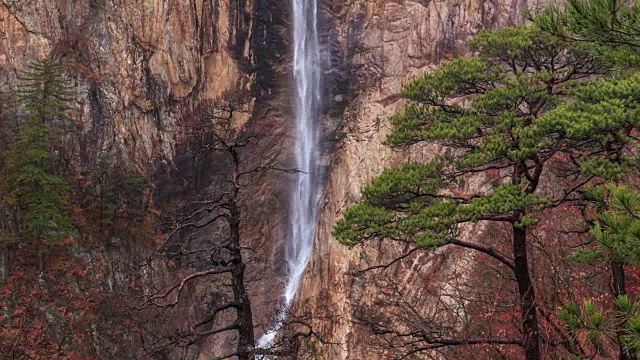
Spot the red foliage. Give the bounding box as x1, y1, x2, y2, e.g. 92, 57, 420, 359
0, 240, 130, 359
625, 265, 640, 295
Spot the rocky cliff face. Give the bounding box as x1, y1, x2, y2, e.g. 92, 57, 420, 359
299, 0, 537, 358
0, 0, 293, 357
0, 0, 264, 169
0, 0, 544, 358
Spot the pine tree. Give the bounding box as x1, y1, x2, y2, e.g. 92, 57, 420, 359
556, 297, 640, 358
559, 184, 640, 359
529, 0, 640, 65
332, 25, 639, 360
1, 59, 75, 268
579, 185, 640, 293
17, 59, 76, 125
488, 4, 640, 355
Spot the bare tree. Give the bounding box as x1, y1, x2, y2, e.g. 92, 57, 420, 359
138, 94, 259, 359
137, 93, 320, 359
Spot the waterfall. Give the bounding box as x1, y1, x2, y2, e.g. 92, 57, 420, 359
257, 0, 322, 348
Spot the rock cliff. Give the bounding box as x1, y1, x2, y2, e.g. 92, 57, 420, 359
0, 0, 292, 357
299, 0, 538, 358
0, 0, 266, 169
0, 0, 543, 358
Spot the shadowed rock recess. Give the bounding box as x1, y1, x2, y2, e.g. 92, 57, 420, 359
0, 0, 539, 358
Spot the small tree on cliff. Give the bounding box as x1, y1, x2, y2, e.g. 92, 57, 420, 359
332, 25, 640, 360
1, 59, 75, 270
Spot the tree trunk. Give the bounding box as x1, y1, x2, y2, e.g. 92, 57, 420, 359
230, 153, 255, 360
232, 258, 254, 360
513, 226, 541, 360
611, 260, 637, 360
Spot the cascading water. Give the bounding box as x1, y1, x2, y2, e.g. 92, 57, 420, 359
257, 0, 322, 348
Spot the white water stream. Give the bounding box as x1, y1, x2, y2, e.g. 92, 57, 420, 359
257, 0, 322, 348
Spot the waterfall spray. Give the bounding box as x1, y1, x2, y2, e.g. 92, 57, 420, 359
257, 0, 322, 348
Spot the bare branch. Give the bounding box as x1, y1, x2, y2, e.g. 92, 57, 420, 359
447, 239, 516, 271
139, 267, 232, 309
